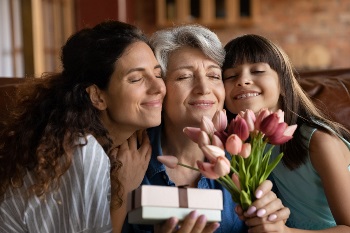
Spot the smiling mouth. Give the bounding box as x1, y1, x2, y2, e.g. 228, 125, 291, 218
235, 93, 260, 100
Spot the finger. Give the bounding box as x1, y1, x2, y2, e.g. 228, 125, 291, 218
177, 211, 198, 232
247, 191, 279, 218
119, 139, 129, 152
246, 220, 285, 232
188, 215, 207, 233
254, 180, 273, 199
128, 132, 138, 149
136, 130, 144, 144
267, 207, 290, 222
138, 131, 151, 157
155, 217, 179, 233
234, 205, 246, 221
203, 222, 220, 233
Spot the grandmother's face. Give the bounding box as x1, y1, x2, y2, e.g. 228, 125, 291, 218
163, 46, 225, 128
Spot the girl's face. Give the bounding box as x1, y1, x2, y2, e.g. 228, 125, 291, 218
101, 41, 166, 131
163, 46, 225, 128
223, 62, 280, 114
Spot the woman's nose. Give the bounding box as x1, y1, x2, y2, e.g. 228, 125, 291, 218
149, 76, 166, 95
194, 77, 211, 95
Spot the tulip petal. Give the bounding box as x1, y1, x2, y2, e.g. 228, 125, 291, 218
201, 116, 216, 136
225, 134, 243, 155
197, 161, 220, 179
201, 145, 226, 162
157, 155, 179, 169
183, 127, 201, 143
212, 110, 228, 132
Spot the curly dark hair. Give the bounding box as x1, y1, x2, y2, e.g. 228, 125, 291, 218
223, 34, 350, 170
0, 20, 149, 208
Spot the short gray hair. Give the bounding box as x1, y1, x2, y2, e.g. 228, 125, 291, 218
149, 24, 225, 76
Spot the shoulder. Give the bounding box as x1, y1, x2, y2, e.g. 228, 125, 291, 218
309, 129, 350, 179
74, 135, 110, 172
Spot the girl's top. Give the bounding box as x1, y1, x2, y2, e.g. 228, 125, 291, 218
0, 135, 112, 233
122, 125, 247, 233
271, 122, 350, 230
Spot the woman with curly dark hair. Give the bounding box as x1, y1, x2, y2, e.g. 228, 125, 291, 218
0, 20, 165, 233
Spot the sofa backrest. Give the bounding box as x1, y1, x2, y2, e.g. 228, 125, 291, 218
298, 68, 350, 130
0, 68, 350, 130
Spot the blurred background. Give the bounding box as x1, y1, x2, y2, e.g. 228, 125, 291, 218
1, 0, 350, 78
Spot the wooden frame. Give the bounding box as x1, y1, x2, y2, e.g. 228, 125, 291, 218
156, 0, 259, 28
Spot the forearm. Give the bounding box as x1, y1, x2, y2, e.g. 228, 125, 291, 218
285, 225, 350, 233
111, 201, 127, 233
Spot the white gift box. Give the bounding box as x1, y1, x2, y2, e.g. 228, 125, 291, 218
128, 185, 223, 224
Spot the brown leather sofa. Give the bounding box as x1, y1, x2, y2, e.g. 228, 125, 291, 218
1, 68, 350, 130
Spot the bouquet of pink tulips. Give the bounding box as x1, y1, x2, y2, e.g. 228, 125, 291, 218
158, 109, 297, 211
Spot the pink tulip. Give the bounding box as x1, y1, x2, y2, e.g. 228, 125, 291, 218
255, 108, 270, 131
225, 134, 243, 155
183, 127, 201, 143
198, 130, 211, 147
239, 143, 251, 158
197, 161, 221, 179
212, 110, 227, 132
259, 113, 280, 136
197, 156, 230, 179
157, 155, 179, 169
228, 116, 249, 141
214, 130, 228, 144
267, 123, 297, 145
243, 109, 256, 132
201, 145, 226, 162
211, 134, 225, 149
275, 109, 285, 123
201, 116, 216, 136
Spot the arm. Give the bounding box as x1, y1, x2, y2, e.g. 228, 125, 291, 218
110, 130, 152, 233
244, 131, 350, 233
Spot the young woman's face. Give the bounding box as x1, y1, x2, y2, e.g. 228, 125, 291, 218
163, 46, 225, 128
223, 62, 280, 114
101, 41, 166, 131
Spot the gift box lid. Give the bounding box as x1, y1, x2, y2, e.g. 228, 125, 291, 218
130, 185, 223, 210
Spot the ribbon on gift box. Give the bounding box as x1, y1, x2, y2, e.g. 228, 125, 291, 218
129, 185, 223, 211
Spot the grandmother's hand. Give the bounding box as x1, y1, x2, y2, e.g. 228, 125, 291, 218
154, 211, 220, 233
110, 130, 151, 194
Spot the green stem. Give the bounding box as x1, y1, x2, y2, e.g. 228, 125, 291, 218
178, 163, 200, 171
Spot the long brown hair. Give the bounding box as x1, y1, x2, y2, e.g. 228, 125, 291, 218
0, 20, 149, 208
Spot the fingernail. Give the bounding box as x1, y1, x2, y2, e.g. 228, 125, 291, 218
257, 208, 266, 217
213, 223, 220, 230
246, 206, 256, 215
268, 214, 277, 221
198, 215, 206, 223
255, 189, 263, 198
190, 210, 198, 219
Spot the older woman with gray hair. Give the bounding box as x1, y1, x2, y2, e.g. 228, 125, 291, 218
123, 24, 289, 233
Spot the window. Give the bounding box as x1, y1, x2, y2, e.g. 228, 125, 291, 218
156, 0, 260, 27
0, 0, 75, 78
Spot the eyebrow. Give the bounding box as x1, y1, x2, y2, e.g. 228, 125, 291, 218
126, 65, 162, 75
171, 64, 221, 72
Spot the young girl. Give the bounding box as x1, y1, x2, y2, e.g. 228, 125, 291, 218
0, 20, 166, 233
222, 34, 350, 231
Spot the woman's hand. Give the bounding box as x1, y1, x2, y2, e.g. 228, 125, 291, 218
110, 130, 152, 195
154, 211, 220, 233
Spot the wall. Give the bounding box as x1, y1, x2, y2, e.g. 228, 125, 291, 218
134, 0, 350, 71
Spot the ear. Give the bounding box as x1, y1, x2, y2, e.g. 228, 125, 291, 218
86, 85, 107, 110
